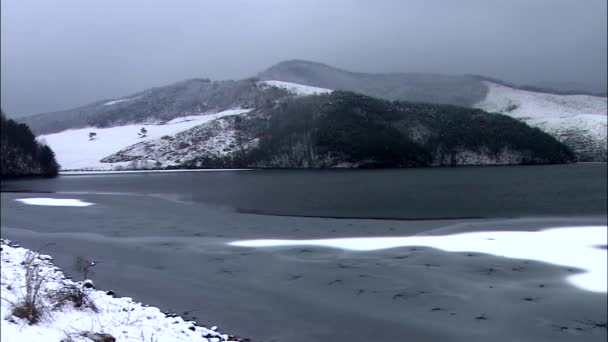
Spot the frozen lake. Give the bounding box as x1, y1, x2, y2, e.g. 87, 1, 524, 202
1, 163, 606, 342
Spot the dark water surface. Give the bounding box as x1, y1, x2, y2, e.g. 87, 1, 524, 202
2, 163, 606, 220
1, 164, 606, 342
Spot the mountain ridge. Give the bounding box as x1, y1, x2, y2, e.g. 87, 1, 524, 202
16, 60, 605, 167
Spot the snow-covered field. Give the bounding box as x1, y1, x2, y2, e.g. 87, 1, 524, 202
100, 116, 252, 168
260, 80, 332, 96
38, 109, 251, 171
476, 82, 607, 119
231, 226, 608, 293
1, 240, 238, 342
475, 82, 608, 160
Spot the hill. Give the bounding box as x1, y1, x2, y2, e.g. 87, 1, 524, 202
258, 60, 607, 161
19, 78, 288, 135
0, 112, 59, 177
258, 60, 489, 107
16, 62, 590, 170
101, 91, 574, 169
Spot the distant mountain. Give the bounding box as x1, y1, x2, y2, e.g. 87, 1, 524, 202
527, 80, 607, 96
258, 60, 489, 107
0, 111, 59, 177
258, 60, 607, 161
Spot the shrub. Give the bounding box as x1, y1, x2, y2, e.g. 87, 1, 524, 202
11, 251, 47, 324
51, 284, 98, 312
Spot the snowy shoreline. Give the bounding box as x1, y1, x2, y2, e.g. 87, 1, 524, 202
0, 239, 241, 342
59, 169, 254, 176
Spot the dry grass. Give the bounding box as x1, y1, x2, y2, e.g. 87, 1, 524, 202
6, 248, 99, 326
11, 251, 47, 324
51, 284, 98, 312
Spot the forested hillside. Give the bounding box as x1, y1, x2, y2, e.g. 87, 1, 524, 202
1, 112, 59, 177
105, 91, 574, 169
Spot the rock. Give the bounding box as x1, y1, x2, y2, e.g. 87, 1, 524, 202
106, 290, 115, 296
83, 279, 95, 289
84, 333, 116, 342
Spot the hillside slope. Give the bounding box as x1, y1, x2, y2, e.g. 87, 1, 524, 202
259, 60, 607, 161
39, 109, 251, 171
103, 92, 574, 169
474, 82, 607, 161
20, 78, 287, 135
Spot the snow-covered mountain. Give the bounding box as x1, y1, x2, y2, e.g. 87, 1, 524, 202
258, 60, 607, 161
34, 80, 333, 171
20, 60, 599, 170
259, 80, 332, 96
474, 82, 607, 161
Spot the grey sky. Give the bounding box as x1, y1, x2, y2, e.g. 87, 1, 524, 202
1, 0, 606, 117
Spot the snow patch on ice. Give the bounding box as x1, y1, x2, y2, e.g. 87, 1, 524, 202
15, 198, 94, 207
260, 80, 332, 96
38, 108, 251, 171
230, 226, 608, 293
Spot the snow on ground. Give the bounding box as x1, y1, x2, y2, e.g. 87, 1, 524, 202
528, 114, 608, 143
1, 240, 238, 342
260, 80, 332, 96
38, 109, 251, 171
230, 226, 608, 293
15, 198, 94, 207
100, 115, 260, 168
475, 81, 607, 119
475, 82, 608, 160
103, 97, 140, 106
60, 169, 253, 176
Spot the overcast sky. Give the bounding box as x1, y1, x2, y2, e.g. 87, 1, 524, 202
1, 0, 606, 117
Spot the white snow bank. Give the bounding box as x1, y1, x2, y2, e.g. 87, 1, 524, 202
260, 80, 332, 96
103, 96, 140, 106
60, 169, 253, 175
38, 108, 251, 171
230, 226, 608, 293
475, 81, 607, 119
15, 198, 94, 207
0, 240, 238, 342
